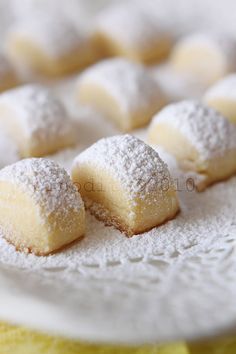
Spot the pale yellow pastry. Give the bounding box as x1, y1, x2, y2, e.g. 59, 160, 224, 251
0, 84, 77, 158
204, 74, 236, 124
0, 158, 85, 255
76, 58, 166, 131
72, 134, 179, 236
0, 52, 18, 92
93, 2, 173, 64
170, 33, 236, 85
148, 100, 236, 191
6, 16, 94, 77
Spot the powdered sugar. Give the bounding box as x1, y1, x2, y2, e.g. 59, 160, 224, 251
11, 0, 88, 30
73, 134, 173, 200
150, 100, 236, 159
94, 1, 171, 51
0, 158, 83, 221
0, 0, 236, 346
8, 15, 87, 59
205, 73, 236, 101
78, 58, 163, 113
0, 108, 235, 344
0, 84, 75, 145
0, 142, 235, 345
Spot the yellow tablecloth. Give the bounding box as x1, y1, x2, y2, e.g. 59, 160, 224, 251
0, 322, 236, 354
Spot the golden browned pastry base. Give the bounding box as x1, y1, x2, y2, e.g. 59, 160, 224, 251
85, 198, 180, 237
3, 232, 84, 256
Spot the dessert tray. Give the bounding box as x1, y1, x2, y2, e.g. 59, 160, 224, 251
0, 0, 236, 347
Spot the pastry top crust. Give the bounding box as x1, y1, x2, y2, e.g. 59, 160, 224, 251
0, 84, 75, 143
150, 100, 236, 159
0, 158, 84, 221
73, 134, 174, 201
94, 2, 170, 50
78, 58, 163, 113
205, 74, 236, 101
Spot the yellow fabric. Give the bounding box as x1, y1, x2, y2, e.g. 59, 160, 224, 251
0, 322, 236, 354
189, 338, 236, 354
0, 323, 188, 354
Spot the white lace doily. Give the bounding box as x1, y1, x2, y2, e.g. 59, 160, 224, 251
0, 76, 235, 345
0, 0, 236, 345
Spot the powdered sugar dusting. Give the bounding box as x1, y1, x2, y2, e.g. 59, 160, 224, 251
78, 58, 163, 113
0, 121, 235, 345
73, 134, 173, 199
151, 100, 236, 159
0, 84, 75, 145
0, 158, 83, 221
95, 1, 170, 51
0, 0, 236, 346
205, 73, 236, 101
8, 15, 87, 58
0, 148, 234, 271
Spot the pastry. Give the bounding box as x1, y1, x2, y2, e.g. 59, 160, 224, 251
170, 32, 236, 85
0, 84, 77, 158
0, 158, 85, 255
6, 16, 94, 77
204, 74, 236, 124
148, 100, 236, 191
93, 2, 173, 64
0, 52, 18, 92
72, 134, 179, 236
76, 58, 166, 131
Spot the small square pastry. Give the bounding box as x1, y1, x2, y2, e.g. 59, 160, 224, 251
148, 100, 236, 191
6, 15, 94, 77
0, 52, 19, 92
0, 158, 85, 255
0, 84, 77, 158
76, 58, 166, 131
92, 2, 173, 64
204, 74, 236, 125
170, 32, 236, 85
72, 134, 179, 237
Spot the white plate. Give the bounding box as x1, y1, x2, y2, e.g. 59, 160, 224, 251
0, 0, 236, 345
0, 77, 235, 345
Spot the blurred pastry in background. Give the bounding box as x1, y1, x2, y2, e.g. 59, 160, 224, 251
148, 100, 236, 191
0, 158, 85, 255
170, 32, 236, 85
0, 52, 19, 92
5, 15, 95, 77
92, 1, 173, 64
76, 58, 166, 131
72, 134, 179, 236
0, 84, 77, 157
204, 74, 236, 124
